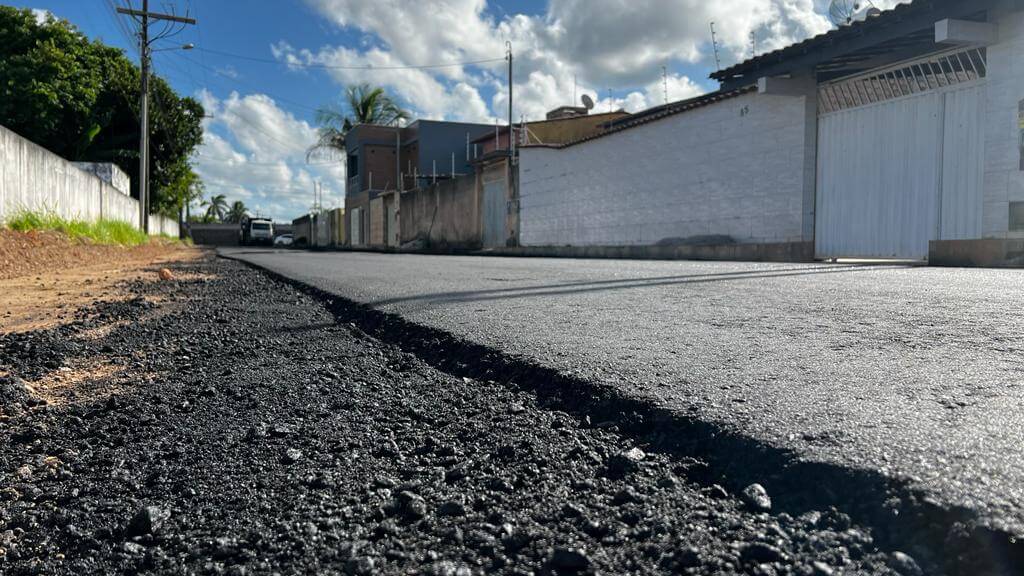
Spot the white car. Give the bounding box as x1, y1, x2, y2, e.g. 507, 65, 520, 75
274, 234, 294, 247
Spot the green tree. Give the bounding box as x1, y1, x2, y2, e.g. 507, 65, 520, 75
155, 158, 203, 220
225, 200, 248, 223
310, 83, 409, 157
0, 7, 203, 216
203, 194, 228, 223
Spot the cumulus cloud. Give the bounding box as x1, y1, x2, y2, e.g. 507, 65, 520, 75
296, 0, 855, 119
191, 90, 346, 221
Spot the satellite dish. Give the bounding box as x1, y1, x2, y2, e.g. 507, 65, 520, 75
581, 94, 595, 110
828, 0, 874, 27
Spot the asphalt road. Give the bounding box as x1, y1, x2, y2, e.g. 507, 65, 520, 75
222, 247, 1024, 537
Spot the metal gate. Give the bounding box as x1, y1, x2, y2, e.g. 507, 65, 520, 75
350, 207, 362, 246
386, 199, 399, 247
815, 48, 986, 260
482, 178, 506, 248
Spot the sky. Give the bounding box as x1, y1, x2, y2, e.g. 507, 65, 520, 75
13, 0, 904, 221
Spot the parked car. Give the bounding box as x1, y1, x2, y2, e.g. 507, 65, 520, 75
274, 234, 294, 247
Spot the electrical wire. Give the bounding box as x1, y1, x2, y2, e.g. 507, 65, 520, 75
165, 50, 322, 113
195, 46, 505, 70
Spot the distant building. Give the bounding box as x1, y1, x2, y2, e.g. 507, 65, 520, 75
343, 120, 493, 248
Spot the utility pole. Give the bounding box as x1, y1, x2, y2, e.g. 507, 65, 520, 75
118, 2, 195, 233
506, 41, 514, 154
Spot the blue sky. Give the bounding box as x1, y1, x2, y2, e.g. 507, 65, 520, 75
11, 1, 900, 221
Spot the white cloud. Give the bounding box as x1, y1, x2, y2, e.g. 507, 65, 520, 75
296, 0, 853, 120
31, 8, 51, 24
191, 90, 346, 221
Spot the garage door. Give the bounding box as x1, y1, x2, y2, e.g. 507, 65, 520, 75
815, 48, 986, 260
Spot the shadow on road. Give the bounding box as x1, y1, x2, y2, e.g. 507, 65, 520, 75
370, 264, 913, 308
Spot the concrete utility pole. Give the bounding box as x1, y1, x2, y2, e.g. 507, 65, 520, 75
118, 2, 196, 233
506, 41, 513, 152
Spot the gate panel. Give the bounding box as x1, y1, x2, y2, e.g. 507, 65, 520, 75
816, 92, 942, 260
940, 83, 985, 240
482, 179, 505, 248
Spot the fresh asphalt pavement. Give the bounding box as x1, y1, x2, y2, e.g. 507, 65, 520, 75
221, 247, 1024, 536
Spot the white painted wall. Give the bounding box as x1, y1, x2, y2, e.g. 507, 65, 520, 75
981, 9, 1024, 239
518, 91, 815, 247
0, 123, 178, 236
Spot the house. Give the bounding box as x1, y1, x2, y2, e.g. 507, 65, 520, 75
517, 0, 1024, 266
343, 120, 494, 248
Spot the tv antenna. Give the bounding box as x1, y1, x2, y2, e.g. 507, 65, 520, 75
709, 22, 722, 71
661, 65, 668, 104
581, 93, 595, 111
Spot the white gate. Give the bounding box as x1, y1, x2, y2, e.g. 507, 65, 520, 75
815, 48, 986, 260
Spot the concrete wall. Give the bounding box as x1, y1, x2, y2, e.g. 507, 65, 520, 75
517, 90, 815, 248
0, 124, 177, 236
400, 175, 481, 250
189, 223, 239, 246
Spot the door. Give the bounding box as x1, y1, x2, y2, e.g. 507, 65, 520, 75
350, 207, 362, 246
386, 199, 399, 247
482, 178, 506, 248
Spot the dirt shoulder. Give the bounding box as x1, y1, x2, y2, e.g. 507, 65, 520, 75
0, 229, 203, 333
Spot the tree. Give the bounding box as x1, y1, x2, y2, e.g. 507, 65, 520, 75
225, 200, 248, 223
0, 7, 203, 216
309, 84, 409, 157
204, 194, 228, 223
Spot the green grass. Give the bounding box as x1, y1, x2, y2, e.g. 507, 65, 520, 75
4, 210, 152, 247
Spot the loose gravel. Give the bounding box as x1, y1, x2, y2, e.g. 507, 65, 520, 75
1, 255, 915, 575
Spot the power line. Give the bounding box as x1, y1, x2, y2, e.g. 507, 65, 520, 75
168, 51, 322, 112
195, 46, 506, 71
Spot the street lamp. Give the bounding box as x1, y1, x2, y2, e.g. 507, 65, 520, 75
152, 43, 194, 52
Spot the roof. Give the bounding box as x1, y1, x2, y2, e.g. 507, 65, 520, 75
711, 0, 993, 87
713, 2, 913, 81
523, 86, 756, 150
470, 111, 629, 144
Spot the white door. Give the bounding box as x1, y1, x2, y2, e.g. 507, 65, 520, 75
815, 48, 987, 260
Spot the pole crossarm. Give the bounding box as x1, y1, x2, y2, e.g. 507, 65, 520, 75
116, 7, 196, 25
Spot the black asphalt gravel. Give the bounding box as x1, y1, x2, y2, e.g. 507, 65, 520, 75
0, 255, 935, 575
218, 247, 1024, 571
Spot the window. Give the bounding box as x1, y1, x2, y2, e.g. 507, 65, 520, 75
347, 153, 359, 176
252, 223, 271, 231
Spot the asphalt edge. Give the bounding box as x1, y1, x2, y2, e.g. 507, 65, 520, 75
220, 252, 1024, 576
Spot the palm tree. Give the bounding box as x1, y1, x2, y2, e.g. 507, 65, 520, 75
309, 84, 409, 158
203, 194, 228, 222
225, 200, 248, 223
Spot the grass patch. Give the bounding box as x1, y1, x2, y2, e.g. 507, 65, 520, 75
5, 210, 152, 247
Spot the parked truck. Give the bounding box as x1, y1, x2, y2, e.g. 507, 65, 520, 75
240, 217, 274, 246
